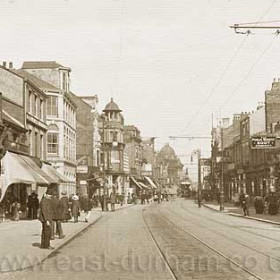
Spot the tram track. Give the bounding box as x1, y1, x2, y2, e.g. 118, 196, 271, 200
165, 202, 280, 268
181, 201, 280, 243
142, 205, 264, 280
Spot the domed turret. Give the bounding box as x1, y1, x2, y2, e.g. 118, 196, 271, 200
159, 143, 176, 157
103, 98, 122, 112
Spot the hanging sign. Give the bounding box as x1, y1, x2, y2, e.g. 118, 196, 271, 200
251, 136, 276, 149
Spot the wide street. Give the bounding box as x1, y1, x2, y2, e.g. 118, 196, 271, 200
3, 199, 280, 280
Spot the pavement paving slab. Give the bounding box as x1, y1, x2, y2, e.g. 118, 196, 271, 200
203, 202, 280, 225
0, 203, 133, 273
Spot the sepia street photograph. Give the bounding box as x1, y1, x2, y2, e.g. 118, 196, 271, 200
2, 0, 280, 279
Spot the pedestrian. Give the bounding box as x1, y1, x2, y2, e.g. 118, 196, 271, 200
27, 192, 39, 219
60, 191, 71, 222
239, 192, 249, 216
99, 194, 105, 211
197, 191, 202, 208
254, 194, 264, 214
11, 199, 20, 221
157, 190, 162, 203
51, 192, 65, 239
266, 191, 279, 215
118, 193, 124, 206
38, 189, 54, 250
127, 193, 132, 204
71, 195, 80, 222
110, 192, 116, 212
141, 191, 145, 205
0, 201, 4, 222
80, 194, 92, 222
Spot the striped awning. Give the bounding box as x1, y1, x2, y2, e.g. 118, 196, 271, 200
144, 176, 158, 189
130, 176, 142, 189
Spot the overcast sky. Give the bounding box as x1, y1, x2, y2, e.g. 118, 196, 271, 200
1, 0, 280, 181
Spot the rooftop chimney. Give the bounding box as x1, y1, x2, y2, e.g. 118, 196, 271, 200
2, 62, 7, 68
8, 62, 13, 69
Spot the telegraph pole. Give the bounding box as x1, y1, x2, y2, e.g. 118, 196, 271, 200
220, 124, 224, 211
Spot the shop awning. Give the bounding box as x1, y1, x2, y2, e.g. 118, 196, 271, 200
138, 182, 151, 190
144, 176, 158, 189
130, 176, 142, 189
0, 152, 52, 202
42, 163, 69, 184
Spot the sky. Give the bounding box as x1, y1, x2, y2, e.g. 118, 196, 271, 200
1, 0, 280, 181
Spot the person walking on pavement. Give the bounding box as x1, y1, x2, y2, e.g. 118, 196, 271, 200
99, 194, 105, 211
197, 191, 202, 208
110, 192, 116, 212
27, 192, 39, 219
254, 193, 264, 214
60, 191, 71, 222
80, 194, 92, 222
239, 191, 250, 216
71, 194, 80, 222
38, 189, 54, 249
51, 192, 65, 239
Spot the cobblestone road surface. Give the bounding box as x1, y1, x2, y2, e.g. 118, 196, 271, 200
2, 199, 280, 280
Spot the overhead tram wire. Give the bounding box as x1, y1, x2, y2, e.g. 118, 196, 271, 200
180, 34, 250, 136
218, 34, 278, 112
179, 0, 277, 136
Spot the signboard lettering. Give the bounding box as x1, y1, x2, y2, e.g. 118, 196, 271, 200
251, 136, 276, 149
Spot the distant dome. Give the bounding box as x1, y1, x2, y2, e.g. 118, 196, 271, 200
103, 98, 122, 112
159, 144, 176, 157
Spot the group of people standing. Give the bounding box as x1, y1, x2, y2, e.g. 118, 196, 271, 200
239, 191, 280, 216
39, 190, 93, 250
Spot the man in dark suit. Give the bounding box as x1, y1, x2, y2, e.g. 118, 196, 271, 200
51, 192, 65, 239
39, 189, 54, 249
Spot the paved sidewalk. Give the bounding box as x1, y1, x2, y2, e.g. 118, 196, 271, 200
203, 202, 280, 225
0, 203, 134, 273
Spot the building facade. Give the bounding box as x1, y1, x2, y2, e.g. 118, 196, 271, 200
21, 61, 77, 195
101, 98, 128, 195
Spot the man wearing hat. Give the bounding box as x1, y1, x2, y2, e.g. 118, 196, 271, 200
38, 189, 55, 249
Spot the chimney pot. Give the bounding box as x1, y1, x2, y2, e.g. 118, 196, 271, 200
274, 78, 277, 82
9, 62, 13, 69
2, 62, 6, 68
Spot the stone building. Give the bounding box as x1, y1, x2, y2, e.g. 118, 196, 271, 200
100, 98, 129, 195
156, 143, 183, 186
124, 125, 142, 177
21, 61, 77, 196
69, 93, 101, 197
0, 64, 60, 214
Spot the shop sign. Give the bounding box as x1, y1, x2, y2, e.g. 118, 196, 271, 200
251, 136, 276, 149
77, 165, 88, 173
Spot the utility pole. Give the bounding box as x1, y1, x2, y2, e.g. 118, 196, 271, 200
220, 124, 224, 211
197, 149, 201, 193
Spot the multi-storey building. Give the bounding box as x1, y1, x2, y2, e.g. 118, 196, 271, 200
21, 61, 77, 195
0, 63, 59, 216
100, 98, 129, 195
69, 93, 101, 197
156, 143, 183, 186
124, 125, 142, 177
